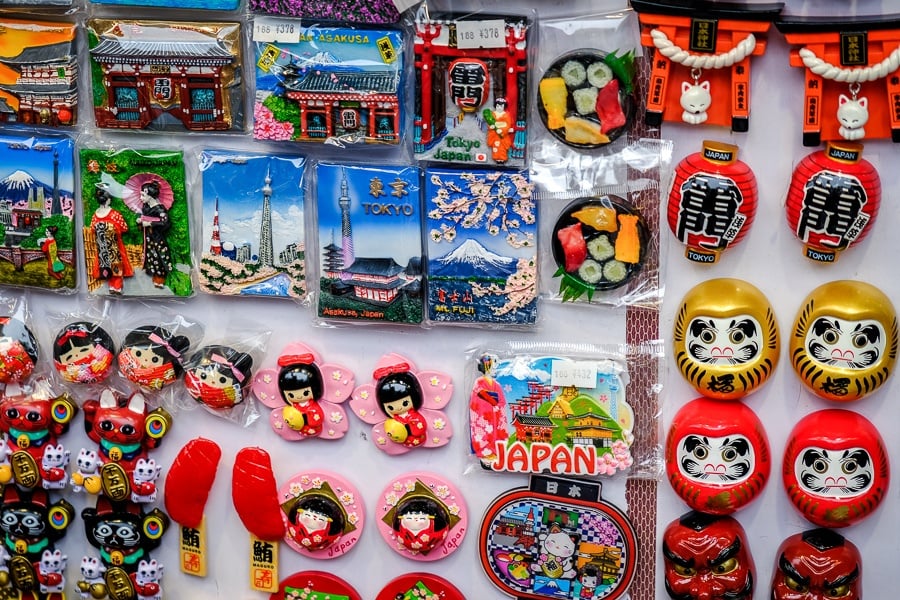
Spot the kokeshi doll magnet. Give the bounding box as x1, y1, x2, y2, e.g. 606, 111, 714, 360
667, 141, 757, 263
666, 398, 770, 515
662, 511, 756, 600
673, 278, 779, 400
783, 409, 889, 528
771, 529, 861, 600
790, 280, 897, 402
785, 141, 880, 263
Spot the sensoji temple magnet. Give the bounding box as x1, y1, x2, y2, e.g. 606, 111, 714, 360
673, 278, 780, 401
784, 141, 880, 263
790, 280, 898, 403
667, 141, 757, 263
776, 14, 900, 145
783, 409, 889, 528
632, 0, 783, 131
771, 529, 862, 600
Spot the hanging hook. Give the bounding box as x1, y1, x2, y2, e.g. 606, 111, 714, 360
691, 68, 702, 84
849, 81, 861, 99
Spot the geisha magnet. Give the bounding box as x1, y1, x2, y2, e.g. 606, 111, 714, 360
270, 571, 361, 600
552, 196, 649, 302
376, 573, 465, 600
667, 141, 758, 263
53, 322, 116, 385
790, 280, 898, 403
253, 342, 354, 443
184, 345, 254, 410
80, 148, 193, 297
279, 470, 363, 559
0, 316, 38, 384
771, 529, 861, 600
118, 325, 190, 392
376, 472, 466, 561
666, 398, 771, 515
425, 168, 538, 325
470, 353, 634, 477
0, 133, 76, 292
783, 409, 889, 528
785, 142, 880, 263
316, 163, 423, 324
414, 13, 530, 167
87, 20, 243, 132
538, 50, 636, 148
673, 278, 780, 400
199, 151, 307, 299
662, 511, 755, 600
350, 353, 452, 455
481, 474, 637, 600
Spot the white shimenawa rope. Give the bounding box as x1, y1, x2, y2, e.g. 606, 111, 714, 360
650, 29, 757, 69
799, 46, 900, 83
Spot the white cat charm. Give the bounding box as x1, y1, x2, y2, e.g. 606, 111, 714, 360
681, 79, 711, 125
838, 85, 868, 140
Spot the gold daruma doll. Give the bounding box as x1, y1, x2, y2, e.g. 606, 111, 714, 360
673, 278, 780, 400
791, 280, 898, 402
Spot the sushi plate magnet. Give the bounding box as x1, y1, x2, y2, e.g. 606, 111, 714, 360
480, 474, 637, 600
376, 573, 465, 600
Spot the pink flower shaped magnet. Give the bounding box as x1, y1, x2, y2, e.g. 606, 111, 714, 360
350, 354, 453, 455
252, 343, 354, 442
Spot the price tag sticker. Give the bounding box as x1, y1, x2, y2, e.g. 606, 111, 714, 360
455, 19, 506, 49
253, 18, 301, 44
551, 360, 598, 389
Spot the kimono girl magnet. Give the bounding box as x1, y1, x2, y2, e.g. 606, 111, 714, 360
350, 354, 452, 455
118, 325, 190, 392
53, 322, 116, 385
252, 343, 354, 442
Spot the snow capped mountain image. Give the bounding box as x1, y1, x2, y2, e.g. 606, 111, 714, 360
0, 170, 72, 205
430, 239, 516, 279
2, 171, 34, 190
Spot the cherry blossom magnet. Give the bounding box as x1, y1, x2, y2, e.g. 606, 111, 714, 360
771, 529, 862, 600
0, 316, 38, 385
350, 354, 452, 455
183, 345, 254, 410
376, 573, 464, 600
790, 280, 898, 403
270, 571, 361, 600
279, 470, 363, 560
53, 322, 116, 385
783, 409, 889, 528
673, 278, 780, 400
662, 511, 755, 600
666, 398, 770, 515
376, 472, 466, 561
252, 343, 354, 442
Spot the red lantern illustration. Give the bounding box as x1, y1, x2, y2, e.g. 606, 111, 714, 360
668, 141, 757, 263
771, 528, 861, 600
785, 141, 880, 263
666, 398, 770, 515
783, 409, 889, 528
448, 59, 489, 114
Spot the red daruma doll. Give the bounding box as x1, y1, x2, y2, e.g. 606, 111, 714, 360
785, 141, 880, 263
668, 140, 757, 263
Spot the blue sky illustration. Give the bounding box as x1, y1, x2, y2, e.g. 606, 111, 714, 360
0, 136, 74, 193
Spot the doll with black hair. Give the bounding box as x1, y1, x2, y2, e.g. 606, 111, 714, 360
277, 354, 325, 436
139, 180, 172, 289
117, 325, 190, 391
0, 317, 38, 384
391, 496, 450, 554
376, 370, 427, 448
53, 321, 116, 384
286, 494, 346, 551
184, 345, 254, 409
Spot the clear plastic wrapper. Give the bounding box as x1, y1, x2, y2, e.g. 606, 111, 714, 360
45, 299, 117, 397
0, 292, 40, 387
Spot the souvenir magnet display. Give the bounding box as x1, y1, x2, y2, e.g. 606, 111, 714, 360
270, 571, 361, 600
53, 322, 116, 385
350, 353, 452, 455
424, 168, 538, 325
250, 0, 401, 24
376, 472, 466, 561
667, 141, 757, 263
673, 278, 780, 400
783, 409, 889, 528
414, 13, 529, 166
87, 20, 243, 132
253, 20, 403, 145
93, 0, 238, 8
80, 148, 193, 297
538, 50, 636, 148
632, 0, 783, 131
117, 325, 190, 392
376, 573, 465, 600
74, 390, 171, 504
790, 280, 897, 403
279, 470, 363, 559
776, 15, 900, 145
662, 511, 755, 600
316, 164, 423, 324
0, 379, 77, 492
771, 529, 861, 600
183, 345, 255, 410
552, 196, 649, 302
0, 134, 76, 291
480, 474, 636, 600
469, 352, 634, 476
253, 342, 354, 443
199, 151, 306, 299
784, 141, 880, 263
0, 316, 38, 385
667, 398, 770, 515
